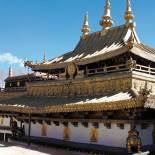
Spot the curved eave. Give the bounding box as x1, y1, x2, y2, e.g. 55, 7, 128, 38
130, 46, 155, 63
27, 46, 129, 71
25, 45, 155, 72
0, 98, 142, 114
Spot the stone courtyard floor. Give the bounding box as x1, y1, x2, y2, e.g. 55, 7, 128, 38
0, 141, 87, 155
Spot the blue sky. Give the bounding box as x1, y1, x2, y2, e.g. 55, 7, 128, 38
0, 0, 155, 86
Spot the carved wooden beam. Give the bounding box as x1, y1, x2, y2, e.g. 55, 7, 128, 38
53, 121, 59, 126
71, 122, 78, 127
104, 123, 111, 129
38, 120, 43, 124
92, 122, 99, 128
62, 122, 68, 127
46, 120, 51, 125
81, 122, 88, 128
117, 123, 124, 129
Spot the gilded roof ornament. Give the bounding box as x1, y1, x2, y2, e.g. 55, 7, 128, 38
126, 57, 136, 71
100, 0, 113, 30
124, 0, 134, 24
81, 12, 90, 39
127, 32, 135, 49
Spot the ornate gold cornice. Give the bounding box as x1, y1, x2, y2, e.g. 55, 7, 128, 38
0, 97, 143, 114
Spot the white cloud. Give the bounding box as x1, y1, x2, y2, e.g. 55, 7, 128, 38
0, 69, 7, 88
0, 53, 24, 66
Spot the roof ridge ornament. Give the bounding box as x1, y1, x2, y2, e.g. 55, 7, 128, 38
81, 12, 90, 39
100, 0, 113, 30
124, 0, 134, 25
127, 31, 135, 49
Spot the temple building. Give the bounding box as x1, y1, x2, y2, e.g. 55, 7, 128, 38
0, 0, 155, 154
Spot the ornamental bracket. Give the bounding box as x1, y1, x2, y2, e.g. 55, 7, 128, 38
126, 57, 136, 71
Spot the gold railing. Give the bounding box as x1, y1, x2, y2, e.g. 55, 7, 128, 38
86, 64, 128, 76
86, 63, 155, 76
135, 64, 155, 75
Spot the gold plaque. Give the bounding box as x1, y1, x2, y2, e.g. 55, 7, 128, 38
67, 63, 77, 77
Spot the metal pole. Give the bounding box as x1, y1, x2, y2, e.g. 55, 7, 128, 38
4, 133, 6, 142
28, 113, 31, 146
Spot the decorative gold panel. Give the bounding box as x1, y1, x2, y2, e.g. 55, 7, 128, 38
27, 74, 132, 97
63, 127, 70, 140
41, 122, 48, 136
90, 128, 98, 142
0, 117, 4, 125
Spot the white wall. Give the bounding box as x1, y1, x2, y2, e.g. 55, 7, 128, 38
136, 124, 154, 146
24, 122, 130, 148
47, 123, 64, 140
70, 123, 90, 143
98, 123, 130, 148
25, 122, 64, 140
24, 122, 155, 147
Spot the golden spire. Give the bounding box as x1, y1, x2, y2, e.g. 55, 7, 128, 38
81, 12, 90, 37
100, 0, 113, 30
8, 66, 13, 77
124, 0, 134, 24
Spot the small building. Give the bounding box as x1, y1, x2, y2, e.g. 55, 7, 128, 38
0, 0, 155, 154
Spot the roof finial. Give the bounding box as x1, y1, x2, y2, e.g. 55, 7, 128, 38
8, 66, 13, 77
100, 0, 113, 30
81, 12, 90, 38
124, 0, 134, 24
43, 51, 46, 63
127, 31, 135, 49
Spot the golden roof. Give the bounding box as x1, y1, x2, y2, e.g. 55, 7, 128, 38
25, 24, 145, 71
